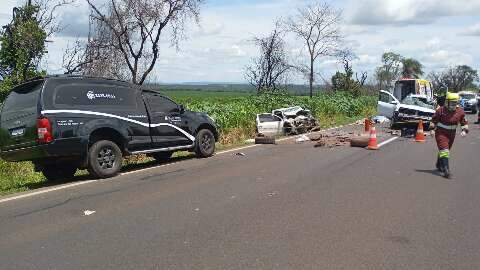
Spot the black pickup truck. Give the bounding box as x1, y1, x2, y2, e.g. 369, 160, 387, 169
0, 76, 218, 180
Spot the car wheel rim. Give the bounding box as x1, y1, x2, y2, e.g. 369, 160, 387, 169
97, 146, 116, 169
201, 134, 213, 152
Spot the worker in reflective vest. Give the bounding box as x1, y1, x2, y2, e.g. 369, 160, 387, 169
430, 92, 469, 178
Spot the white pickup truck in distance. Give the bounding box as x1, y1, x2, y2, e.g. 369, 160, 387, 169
377, 79, 436, 129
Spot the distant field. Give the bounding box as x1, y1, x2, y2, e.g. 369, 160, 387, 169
160, 90, 251, 100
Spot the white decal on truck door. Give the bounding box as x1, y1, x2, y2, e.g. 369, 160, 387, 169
42, 110, 195, 141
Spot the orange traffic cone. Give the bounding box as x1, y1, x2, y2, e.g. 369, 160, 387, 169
367, 126, 379, 150
364, 118, 371, 133
415, 120, 426, 143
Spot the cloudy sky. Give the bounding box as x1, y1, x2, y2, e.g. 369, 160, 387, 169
0, 0, 479, 84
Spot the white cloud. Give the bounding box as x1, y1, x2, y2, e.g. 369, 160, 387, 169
461, 23, 480, 36
347, 0, 480, 26
427, 50, 474, 68
1, 0, 480, 83
426, 37, 441, 49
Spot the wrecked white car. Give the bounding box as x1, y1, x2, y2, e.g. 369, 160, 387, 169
256, 113, 285, 136
256, 106, 319, 136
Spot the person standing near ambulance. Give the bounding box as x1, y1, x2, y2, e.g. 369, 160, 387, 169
430, 92, 469, 178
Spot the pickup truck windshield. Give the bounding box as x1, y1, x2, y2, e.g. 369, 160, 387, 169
402, 95, 434, 109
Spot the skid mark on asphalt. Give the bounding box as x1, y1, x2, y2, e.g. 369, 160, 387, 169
386, 236, 412, 246
138, 169, 187, 182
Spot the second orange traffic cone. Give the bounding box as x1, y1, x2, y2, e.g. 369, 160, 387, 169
367, 126, 379, 150
415, 120, 426, 143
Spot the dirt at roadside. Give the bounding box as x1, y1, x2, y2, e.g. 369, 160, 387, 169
278, 121, 394, 148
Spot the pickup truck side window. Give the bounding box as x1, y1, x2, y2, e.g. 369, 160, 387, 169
145, 95, 179, 114
259, 114, 281, 123
54, 84, 136, 108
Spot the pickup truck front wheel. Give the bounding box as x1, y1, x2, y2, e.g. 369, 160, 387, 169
87, 140, 123, 179
195, 129, 215, 158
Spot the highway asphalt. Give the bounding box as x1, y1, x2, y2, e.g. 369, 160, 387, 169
1, 115, 479, 269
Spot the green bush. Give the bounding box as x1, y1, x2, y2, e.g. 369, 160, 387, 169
174, 91, 377, 134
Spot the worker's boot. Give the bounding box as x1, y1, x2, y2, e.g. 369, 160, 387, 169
436, 157, 442, 172
440, 157, 451, 179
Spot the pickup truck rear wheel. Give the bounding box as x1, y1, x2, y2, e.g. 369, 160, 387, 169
195, 129, 215, 158
87, 140, 123, 179
41, 164, 77, 181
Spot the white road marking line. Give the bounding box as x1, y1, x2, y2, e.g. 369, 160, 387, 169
0, 180, 98, 204
378, 136, 399, 148
217, 144, 259, 154
0, 122, 366, 203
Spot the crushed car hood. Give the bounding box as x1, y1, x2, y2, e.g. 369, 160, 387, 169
396, 104, 435, 113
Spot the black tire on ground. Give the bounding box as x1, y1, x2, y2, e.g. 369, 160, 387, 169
41, 164, 77, 181
255, 136, 276, 144
152, 151, 173, 162
87, 140, 123, 179
195, 129, 216, 158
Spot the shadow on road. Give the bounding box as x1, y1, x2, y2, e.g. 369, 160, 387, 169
14, 155, 197, 195
415, 169, 442, 177
121, 155, 196, 174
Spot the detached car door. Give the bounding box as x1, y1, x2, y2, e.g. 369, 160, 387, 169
377, 90, 399, 119
142, 92, 194, 148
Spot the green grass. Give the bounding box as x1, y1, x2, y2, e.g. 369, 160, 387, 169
0, 91, 377, 196
0, 159, 44, 195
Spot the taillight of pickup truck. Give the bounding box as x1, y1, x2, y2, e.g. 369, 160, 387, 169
37, 117, 53, 144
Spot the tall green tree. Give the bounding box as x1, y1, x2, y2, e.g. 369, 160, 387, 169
0, 4, 47, 83
375, 52, 403, 90
402, 58, 423, 79
0, 3, 47, 102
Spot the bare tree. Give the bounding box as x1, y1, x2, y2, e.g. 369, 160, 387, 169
62, 40, 88, 74
245, 22, 291, 93
428, 65, 479, 93
331, 48, 367, 95
286, 2, 342, 97
86, 0, 203, 85
34, 0, 74, 38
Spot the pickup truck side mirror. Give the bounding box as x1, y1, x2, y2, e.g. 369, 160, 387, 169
179, 104, 185, 114
390, 100, 399, 105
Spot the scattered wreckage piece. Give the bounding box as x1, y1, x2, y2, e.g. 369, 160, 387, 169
256, 106, 319, 137
255, 135, 276, 145
313, 132, 352, 148
350, 135, 370, 147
